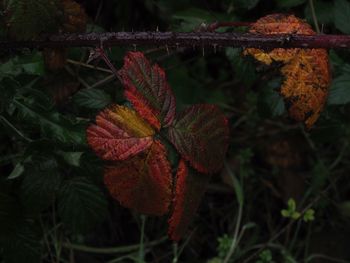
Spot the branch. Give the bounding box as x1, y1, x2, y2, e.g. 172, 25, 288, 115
1, 32, 350, 49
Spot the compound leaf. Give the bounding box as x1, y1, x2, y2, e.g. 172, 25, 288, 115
104, 140, 172, 216
168, 104, 229, 174
168, 159, 211, 241
87, 105, 155, 161
119, 52, 176, 130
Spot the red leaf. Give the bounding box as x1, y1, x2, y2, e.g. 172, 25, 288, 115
104, 140, 173, 216
87, 105, 155, 161
168, 104, 229, 174
168, 159, 211, 241
119, 52, 176, 130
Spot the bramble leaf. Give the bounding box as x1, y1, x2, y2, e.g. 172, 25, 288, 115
168, 159, 211, 241
104, 140, 172, 216
87, 105, 155, 160
244, 14, 331, 129
119, 52, 176, 130
168, 104, 229, 174
58, 177, 108, 233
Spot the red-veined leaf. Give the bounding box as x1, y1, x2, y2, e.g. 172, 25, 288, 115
119, 52, 176, 130
104, 140, 172, 216
87, 105, 155, 161
168, 104, 229, 174
168, 159, 211, 241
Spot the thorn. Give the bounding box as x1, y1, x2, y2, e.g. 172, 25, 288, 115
202, 47, 205, 57
133, 44, 137, 51
213, 44, 217, 54
166, 45, 169, 54
156, 26, 159, 32
321, 24, 324, 34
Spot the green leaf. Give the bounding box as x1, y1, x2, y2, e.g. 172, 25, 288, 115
58, 177, 108, 233
226, 48, 257, 88
73, 88, 112, 109
276, 0, 306, 8
304, 0, 334, 25
338, 201, 350, 218
7, 162, 24, 179
233, 0, 260, 10
4, 0, 60, 40
2, 222, 42, 263
172, 8, 234, 31
327, 74, 350, 105
258, 78, 285, 117
20, 167, 62, 212
303, 209, 315, 222
334, 0, 350, 34
13, 99, 86, 145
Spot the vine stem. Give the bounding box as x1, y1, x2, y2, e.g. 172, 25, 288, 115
1, 32, 350, 49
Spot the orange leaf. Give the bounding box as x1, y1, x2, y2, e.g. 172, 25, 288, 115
244, 14, 331, 128
104, 140, 173, 216
119, 52, 176, 130
87, 105, 155, 161
168, 159, 211, 241
168, 104, 229, 174
60, 0, 88, 33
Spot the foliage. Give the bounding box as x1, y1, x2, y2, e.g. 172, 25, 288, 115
1, 0, 350, 263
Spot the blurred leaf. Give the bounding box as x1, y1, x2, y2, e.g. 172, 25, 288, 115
7, 162, 24, 179
334, 0, 350, 34
0, 52, 45, 78
276, 0, 306, 8
73, 88, 112, 109
14, 99, 86, 145
4, 0, 60, 40
58, 177, 108, 233
327, 73, 350, 105
304, 0, 334, 26
172, 8, 232, 31
258, 78, 285, 117
226, 48, 256, 88
233, 0, 260, 10
2, 222, 42, 263
338, 201, 350, 218
20, 165, 61, 212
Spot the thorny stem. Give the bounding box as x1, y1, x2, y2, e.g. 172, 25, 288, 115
1, 32, 350, 49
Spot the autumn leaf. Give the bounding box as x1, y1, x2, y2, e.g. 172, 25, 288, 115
104, 140, 173, 216
87, 105, 155, 161
60, 0, 88, 33
168, 159, 211, 241
244, 14, 331, 128
168, 104, 229, 174
119, 52, 176, 130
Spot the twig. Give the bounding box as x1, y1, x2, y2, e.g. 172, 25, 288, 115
1, 32, 350, 49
